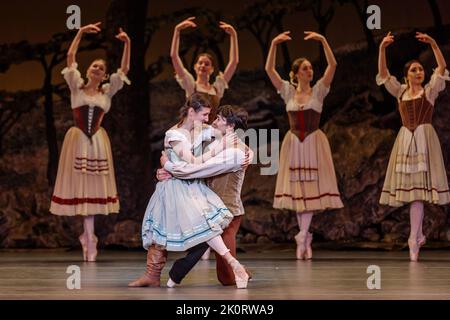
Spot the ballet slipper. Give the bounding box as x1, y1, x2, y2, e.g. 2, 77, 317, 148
408, 237, 419, 262
128, 245, 168, 287
86, 235, 98, 262
418, 234, 426, 247
225, 255, 249, 289
167, 278, 178, 288
305, 232, 313, 260
78, 234, 88, 262
294, 231, 307, 260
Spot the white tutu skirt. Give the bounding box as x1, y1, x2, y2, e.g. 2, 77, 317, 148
142, 178, 233, 251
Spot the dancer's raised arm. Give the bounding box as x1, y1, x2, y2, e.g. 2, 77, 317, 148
67, 22, 101, 67
265, 31, 292, 91
304, 31, 337, 87
378, 32, 394, 80
170, 17, 197, 77
416, 32, 446, 75
115, 27, 131, 75
220, 21, 239, 83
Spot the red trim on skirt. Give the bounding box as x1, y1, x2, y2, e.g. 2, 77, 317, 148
275, 193, 341, 201
51, 195, 118, 205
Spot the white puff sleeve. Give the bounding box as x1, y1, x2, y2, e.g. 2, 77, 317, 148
61, 62, 84, 92
376, 72, 405, 99
212, 72, 229, 98
175, 67, 196, 97
277, 80, 295, 105
425, 68, 450, 105
312, 78, 331, 104
103, 68, 131, 98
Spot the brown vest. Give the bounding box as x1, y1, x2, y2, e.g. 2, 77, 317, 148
398, 94, 433, 131
288, 109, 321, 141
208, 169, 245, 217
72, 105, 105, 138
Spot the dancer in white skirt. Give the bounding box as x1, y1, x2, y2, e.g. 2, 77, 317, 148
377, 31, 450, 261
50, 22, 131, 262
132, 93, 249, 289
265, 31, 343, 260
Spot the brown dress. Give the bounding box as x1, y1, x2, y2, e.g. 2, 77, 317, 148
377, 70, 450, 206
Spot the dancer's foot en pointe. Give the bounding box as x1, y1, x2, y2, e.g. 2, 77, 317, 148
128, 245, 167, 287
86, 235, 98, 262
224, 253, 249, 289
294, 231, 307, 260
79, 234, 88, 261
408, 233, 427, 262
305, 232, 313, 260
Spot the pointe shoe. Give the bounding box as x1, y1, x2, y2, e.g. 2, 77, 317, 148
228, 257, 249, 289
201, 248, 211, 260
294, 231, 307, 260
408, 237, 419, 262
79, 234, 88, 261
418, 234, 426, 247
86, 235, 98, 262
305, 232, 313, 260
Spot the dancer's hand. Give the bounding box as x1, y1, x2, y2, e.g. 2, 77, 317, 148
219, 21, 237, 36
380, 31, 394, 49
79, 22, 102, 34
304, 31, 325, 42
241, 148, 252, 169
416, 32, 436, 46
115, 27, 130, 43
175, 17, 197, 32
156, 168, 172, 181
160, 151, 169, 167
272, 31, 292, 45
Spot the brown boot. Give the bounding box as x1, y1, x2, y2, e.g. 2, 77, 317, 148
128, 245, 168, 287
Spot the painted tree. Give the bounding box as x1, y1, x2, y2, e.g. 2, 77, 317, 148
0, 89, 41, 155
338, 0, 376, 52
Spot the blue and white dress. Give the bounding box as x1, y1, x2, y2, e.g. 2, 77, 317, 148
141, 126, 233, 251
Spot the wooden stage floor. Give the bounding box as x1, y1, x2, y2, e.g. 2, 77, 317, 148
1, 244, 450, 300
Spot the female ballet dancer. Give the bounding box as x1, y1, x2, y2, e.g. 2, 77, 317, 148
50, 22, 131, 262
265, 31, 343, 260
131, 93, 249, 289
171, 16, 239, 260
377, 31, 450, 261
171, 16, 238, 124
